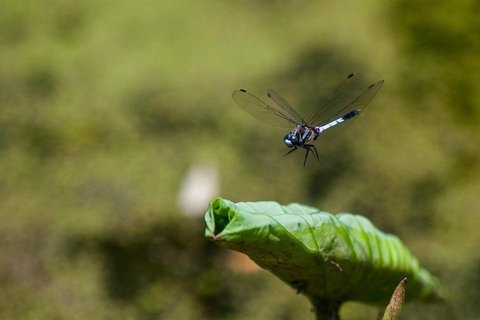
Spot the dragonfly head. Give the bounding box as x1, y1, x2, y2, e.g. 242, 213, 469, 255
284, 133, 298, 148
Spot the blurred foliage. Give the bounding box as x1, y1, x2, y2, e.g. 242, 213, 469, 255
0, 0, 479, 319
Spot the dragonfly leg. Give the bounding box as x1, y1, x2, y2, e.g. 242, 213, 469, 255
301, 144, 319, 166
306, 144, 319, 161
283, 146, 297, 157
302, 147, 310, 166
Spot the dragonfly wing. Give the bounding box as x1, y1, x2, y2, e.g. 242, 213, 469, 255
308, 73, 384, 126
266, 89, 306, 125
232, 89, 296, 127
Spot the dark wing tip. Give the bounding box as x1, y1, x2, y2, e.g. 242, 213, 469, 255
347, 73, 355, 78
368, 79, 385, 88
239, 88, 247, 92
267, 92, 272, 98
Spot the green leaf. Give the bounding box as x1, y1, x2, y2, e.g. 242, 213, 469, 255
205, 197, 446, 307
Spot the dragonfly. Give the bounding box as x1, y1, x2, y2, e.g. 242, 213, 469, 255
232, 73, 384, 166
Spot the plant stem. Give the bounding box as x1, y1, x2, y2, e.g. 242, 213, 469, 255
311, 299, 341, 320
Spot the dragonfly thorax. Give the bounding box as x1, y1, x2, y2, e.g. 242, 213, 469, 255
284, 125, 318, 148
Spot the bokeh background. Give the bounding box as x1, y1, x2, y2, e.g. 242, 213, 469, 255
1, 0, 479, 319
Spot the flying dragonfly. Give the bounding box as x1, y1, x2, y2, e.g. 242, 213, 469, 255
232, 73, 384, 166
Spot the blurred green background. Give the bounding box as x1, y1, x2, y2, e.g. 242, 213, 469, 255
1, 0, 479, 319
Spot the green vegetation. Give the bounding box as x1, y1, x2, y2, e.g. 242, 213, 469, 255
0, 0, 479, 319
205, 198, 444, 318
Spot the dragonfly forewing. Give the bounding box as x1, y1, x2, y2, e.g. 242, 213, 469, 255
266, 89, 306, 125
232, 89, 297, 127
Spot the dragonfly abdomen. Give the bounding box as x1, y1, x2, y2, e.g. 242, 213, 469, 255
342, 109, 361, 120
314, 109, 361, 134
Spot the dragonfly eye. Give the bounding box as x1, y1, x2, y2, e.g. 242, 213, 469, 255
284, 133, 297, 147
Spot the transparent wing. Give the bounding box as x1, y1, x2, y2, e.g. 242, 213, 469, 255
266, 89, 306, 125
232, 89, 297, 127
307, 73, 384, 126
